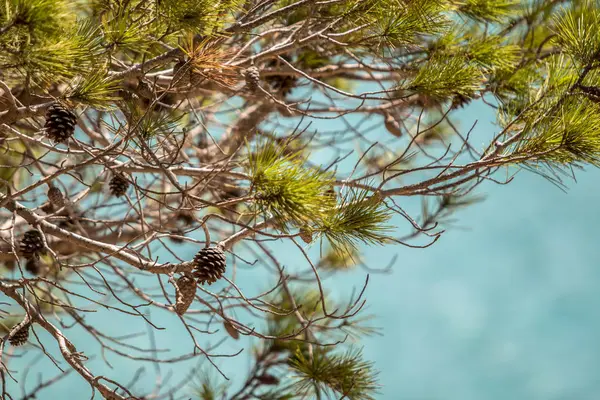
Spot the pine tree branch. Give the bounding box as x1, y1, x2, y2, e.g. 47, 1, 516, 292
0, 195, 273, 274
0, 102, 53, 125
0, 281, 127, 400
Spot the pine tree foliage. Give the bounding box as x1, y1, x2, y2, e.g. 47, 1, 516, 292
372, 0, 449, 48
318, 245, 361, 270
249, 139, 335, 226
553, 4, 600, 64
289, 348, 379, 399
402, 54, 484, 100
2, 0, 600, 398
318, 189, 393, 252
453, 0, 519, 22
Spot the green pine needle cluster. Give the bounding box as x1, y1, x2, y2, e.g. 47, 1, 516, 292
101, 10, 152, 53
191, 372, 224, 400
318, 189, 394, 253
1, 0, 242, 89
371, 0, 449, 48
495, 1, 600, 171
401, 54, 484, 100
318, 245, 361, 271
158, 0, 242, 34
248, 140, 335, 226
130, 109, 183, 140
510, 99, 600, 167
552, 2, 600, 64
64, 70, 121, 109
1, 1, 101, 84
464, 36, 520, 73
248, 141, 396, 250
289, 348, 379, 400
453, 0, 520, 22
0, 0, 73, 42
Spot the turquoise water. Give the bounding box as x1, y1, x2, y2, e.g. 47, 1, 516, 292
7, 102, 600, 399
363, 167, 600, 399
358, 104, 600, 399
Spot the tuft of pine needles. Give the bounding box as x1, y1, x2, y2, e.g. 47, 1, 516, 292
318, 245, 361, 271
289, 347, 380, 400
402, 54, 484, 100
248, 139, 335, 227
453, 0, 520, 23
552, 1, 600, 64
64, 70, 121, 109
510, 98, 600, 168
318, 189, 394, 254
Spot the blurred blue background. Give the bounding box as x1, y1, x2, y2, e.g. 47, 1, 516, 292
357, 103, 600, 399
363, 158, 600, 400
8, 101, 600, 400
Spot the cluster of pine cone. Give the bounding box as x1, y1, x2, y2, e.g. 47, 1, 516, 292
44, 103, 130, 198
40, 71, 233, 319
